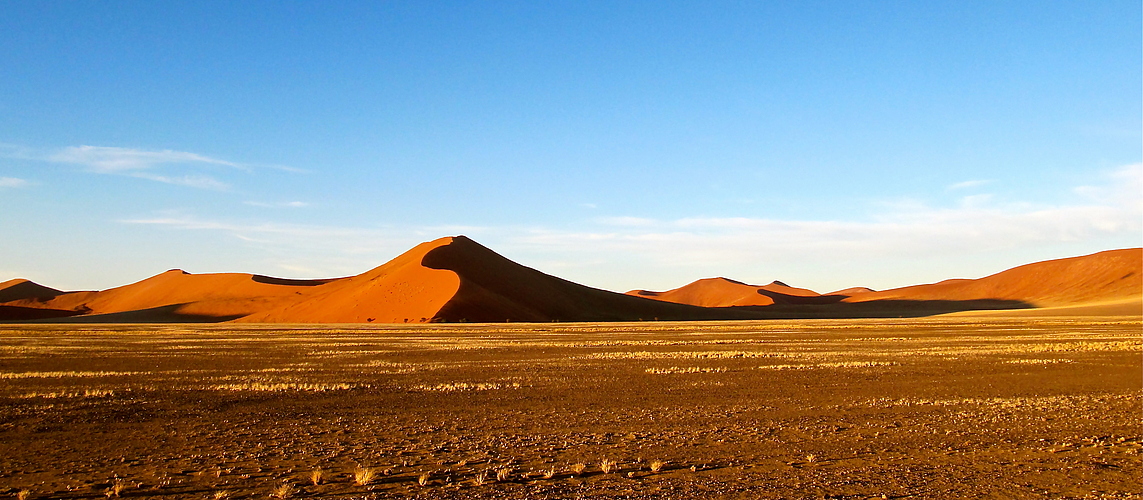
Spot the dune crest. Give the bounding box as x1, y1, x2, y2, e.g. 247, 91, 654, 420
1, 239, 1138, 323
842, 248, 1142, 307
0, 279, 66, 303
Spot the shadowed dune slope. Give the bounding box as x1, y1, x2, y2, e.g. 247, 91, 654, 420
0, 279, 66, 303
2, 239, 1138, 323
843, 248, 1142, 307
241, 236, 753, 323
422, 237, 761, 322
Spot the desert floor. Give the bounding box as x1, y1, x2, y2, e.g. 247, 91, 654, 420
0, 318, 1139, 499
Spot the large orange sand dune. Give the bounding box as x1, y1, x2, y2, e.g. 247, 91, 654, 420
1, 238, 1138, 323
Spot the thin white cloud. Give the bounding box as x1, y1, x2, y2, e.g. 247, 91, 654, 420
49, 145, 240, 173
1, 143, 304, 191
496, 164, 1142, 290
948, 179, 992, 190
0, 177, 29, 188
117, 164, 1142, 291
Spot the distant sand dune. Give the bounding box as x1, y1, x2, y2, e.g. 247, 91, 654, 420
1, 238, 1138, 323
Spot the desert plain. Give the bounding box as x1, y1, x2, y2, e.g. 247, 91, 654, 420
1, 316, 1139, 499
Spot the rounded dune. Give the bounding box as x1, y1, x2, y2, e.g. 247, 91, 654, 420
0, 279, 66, 303
843, 249, 1142, 307
237, 238, 462, 323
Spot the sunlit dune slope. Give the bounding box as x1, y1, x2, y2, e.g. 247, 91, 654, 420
2, 270, 340, 320
241, 236, 759, 323
843, 248, 1141, 307
1, 238, 1138, 323
237, 238, 462, 323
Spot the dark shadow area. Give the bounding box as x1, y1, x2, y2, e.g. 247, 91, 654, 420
0, 305, 84, 322
420, 236, 1037, 323
756, 289, 849, 305
0, 280, 67, 303
732, 298, 1035, 319
250, 275, 340, 286
12, 304, 245, 324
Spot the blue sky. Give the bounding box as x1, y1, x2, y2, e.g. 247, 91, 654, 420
1, 1, 1140, 293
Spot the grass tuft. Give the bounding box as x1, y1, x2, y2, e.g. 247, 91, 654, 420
600, 458, 617, 474
104, 478, 129, 498
16, 490, 31, 500
473, 471, 488, 486
417, 471, 431, 487
269, 481, 294, 499
496, 468, 511, 482
309, 467, 324, 486
649, 459, 667, 472
354, 465, 377, 486
571, 463, 587, 476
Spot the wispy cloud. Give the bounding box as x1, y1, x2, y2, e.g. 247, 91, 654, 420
0, 177, 29, 188
495, 164, 1142, 289
1, 143, 302, 191
948, 179, 992, 190
49, 145, 239, 173
46, 145, 237, 190
117, 164, 1141, 291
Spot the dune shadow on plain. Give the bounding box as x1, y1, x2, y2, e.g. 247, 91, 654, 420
6, 304, 246, 324
731, 298, 1035, 319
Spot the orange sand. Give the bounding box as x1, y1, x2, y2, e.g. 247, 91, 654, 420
1, 239, 1138, 323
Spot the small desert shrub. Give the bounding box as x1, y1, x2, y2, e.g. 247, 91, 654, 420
309, 467, 324, 486
354, 466, 377, 486
212, 491, 230, 500
105, 478, 129, 498
473, 471, 488, 486
805, 454, 818, 463
269, 481, 294, 499
541, 467, 556, 479
600, 458, 617, 474
496, 468, 511, 482
417, 472, 431, 487
649, 460, 666, 472
17, 490, 31, 500
571, 463, 586, 476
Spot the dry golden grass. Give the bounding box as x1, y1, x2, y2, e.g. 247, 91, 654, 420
0, 371, 149, 379
104, 478, 128, 498
571, 463, 586, 476
353, 466, 376, 486
757, 361, 897, 370
584, 350, 786, 360
16, 490, 30, 500
269, 481, 294, 499
646, 366, 728, 374
541, 467, 556, 479
309, 467, 324, 486
649, 459, 666, 472
472, 471, 488, 486
208, 382, 360, 391
496, 468, 511, 482
211, 491, 230, 500
417, 471, 431, 487
600, 458, 617, 474
413, 382, 521, 392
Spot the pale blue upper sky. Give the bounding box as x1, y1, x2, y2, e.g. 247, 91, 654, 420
1, 1, 1140, 293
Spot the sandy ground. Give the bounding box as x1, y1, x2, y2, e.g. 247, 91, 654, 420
0, 318, 1139, 499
